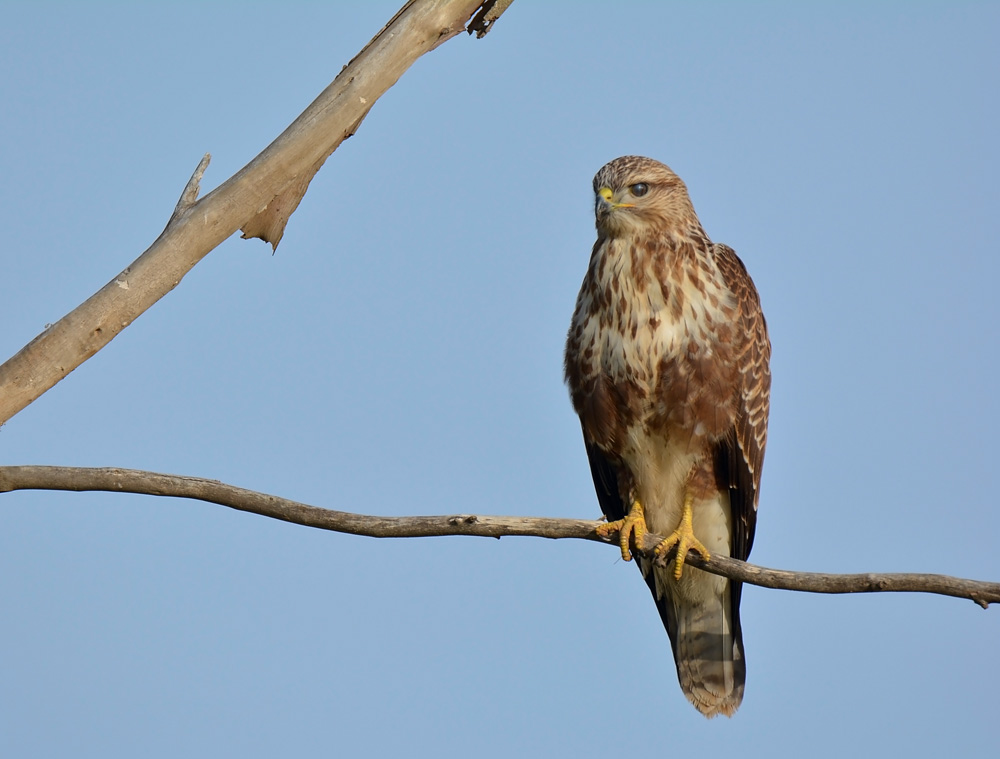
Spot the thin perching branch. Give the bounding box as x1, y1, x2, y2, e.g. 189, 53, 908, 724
2, 465, 996, 609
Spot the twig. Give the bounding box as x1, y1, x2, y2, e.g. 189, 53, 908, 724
1, 465, 996, 608
171, 153, 212, 219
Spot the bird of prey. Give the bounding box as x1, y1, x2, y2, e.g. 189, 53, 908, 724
564, 156, 770, 717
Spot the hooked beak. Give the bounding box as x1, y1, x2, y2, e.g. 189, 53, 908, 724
595, 186, 634, 222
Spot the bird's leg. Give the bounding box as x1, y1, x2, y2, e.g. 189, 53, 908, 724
595, 499, 647, 562
654, 491, 710, 580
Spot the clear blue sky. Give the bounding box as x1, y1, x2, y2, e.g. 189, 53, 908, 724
2, 2, 998, 756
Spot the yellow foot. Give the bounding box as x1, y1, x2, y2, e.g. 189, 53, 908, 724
595, 500, 647, 562
654, 494, 710, 580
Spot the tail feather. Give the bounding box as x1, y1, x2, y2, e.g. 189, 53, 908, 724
643, 560, 746, 717
670, 584, 745, 717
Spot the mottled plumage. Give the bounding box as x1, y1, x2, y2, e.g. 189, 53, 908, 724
565, 156, 770, 717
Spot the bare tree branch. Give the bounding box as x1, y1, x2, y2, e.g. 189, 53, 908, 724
2, 465, 996, 609
0, 0, 490, 427
468, 0, 515, 37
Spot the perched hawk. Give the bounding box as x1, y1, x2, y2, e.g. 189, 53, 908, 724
564, 156, 770, 717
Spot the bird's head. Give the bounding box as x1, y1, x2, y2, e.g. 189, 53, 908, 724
593, 155, 697, 237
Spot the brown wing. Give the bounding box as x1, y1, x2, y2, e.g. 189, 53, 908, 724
713, 243, 771, 564
584, 441, 627, 524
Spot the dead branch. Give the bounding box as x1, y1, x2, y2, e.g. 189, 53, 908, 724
468, 0, 515, 37
0, 0, 491, 427
2, 465, 995, 609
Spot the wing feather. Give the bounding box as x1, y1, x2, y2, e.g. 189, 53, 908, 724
713, 243, 771, 564
584, 441, 627, 524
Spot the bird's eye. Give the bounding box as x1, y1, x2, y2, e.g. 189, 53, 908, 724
630, 183, 649, 197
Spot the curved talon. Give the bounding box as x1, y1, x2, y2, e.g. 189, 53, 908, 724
595, 500, 647, 562
654, 493, 710, 580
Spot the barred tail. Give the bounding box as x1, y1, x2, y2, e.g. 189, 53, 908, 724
648, 560, 746, 718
